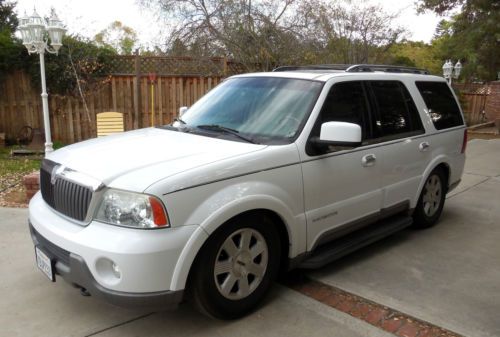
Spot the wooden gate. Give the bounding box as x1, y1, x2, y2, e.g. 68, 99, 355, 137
462, 92, 488, 125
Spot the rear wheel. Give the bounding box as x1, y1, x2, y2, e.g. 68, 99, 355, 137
412, 168, 446, 229
190, 213, 281, 319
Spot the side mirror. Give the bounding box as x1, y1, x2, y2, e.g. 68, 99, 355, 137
179, 106, 188, 116
313, 121, 362, 148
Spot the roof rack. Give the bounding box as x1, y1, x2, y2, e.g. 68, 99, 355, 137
346, 64, 429, 74
273, 64, 429, 75
273, 64, 350, 72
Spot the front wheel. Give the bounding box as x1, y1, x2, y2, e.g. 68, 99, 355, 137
412, 168, 446, 229
189, 213, 281, 319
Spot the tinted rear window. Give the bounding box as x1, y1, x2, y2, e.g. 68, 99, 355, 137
415, 81, 464, 130
369, 81, 424, 138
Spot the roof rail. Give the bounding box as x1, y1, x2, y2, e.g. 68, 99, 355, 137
273, 64, 350, 72
273, 64, 429, 75
346, 64, 429, 74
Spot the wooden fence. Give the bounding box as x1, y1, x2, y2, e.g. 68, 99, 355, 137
461, 92, 488, 125
0, 70, 223, 144
453, 83, 492, 126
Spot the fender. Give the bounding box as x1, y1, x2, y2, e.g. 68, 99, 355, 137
169, 225, 209, 291
412, 154, 451, 208
184, 180, 305, 255
169, 189, 306, 291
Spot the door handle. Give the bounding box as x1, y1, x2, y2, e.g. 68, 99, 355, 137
362, 154, 376, 167
419, 142, 430, 152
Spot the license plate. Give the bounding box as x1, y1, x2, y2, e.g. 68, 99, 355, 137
35, 246, 55, 282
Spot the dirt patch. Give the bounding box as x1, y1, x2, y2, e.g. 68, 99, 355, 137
0, 185, 28, 207
0, 148, 40, 208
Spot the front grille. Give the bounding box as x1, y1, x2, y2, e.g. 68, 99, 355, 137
29, 223, 70, 265
40, 160, 93, 222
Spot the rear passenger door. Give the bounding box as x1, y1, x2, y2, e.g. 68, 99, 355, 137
365, 81, 428, 210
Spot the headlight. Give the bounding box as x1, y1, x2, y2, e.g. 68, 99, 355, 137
95, 189, 169, 229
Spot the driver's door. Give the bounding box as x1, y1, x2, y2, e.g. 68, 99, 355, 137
301, 81, 383, 250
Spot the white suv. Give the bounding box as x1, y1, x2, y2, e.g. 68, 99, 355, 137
29, 65, 466, 319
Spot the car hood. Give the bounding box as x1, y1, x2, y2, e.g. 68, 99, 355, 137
47, 128, 267, 191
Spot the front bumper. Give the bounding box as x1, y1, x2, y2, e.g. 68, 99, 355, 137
30, 223, 183, 309
28, 192, 203, 309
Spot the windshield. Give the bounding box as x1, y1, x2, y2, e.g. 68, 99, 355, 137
177, 77, 323, 144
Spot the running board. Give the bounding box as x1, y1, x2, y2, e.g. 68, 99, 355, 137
299, 215, 413, 269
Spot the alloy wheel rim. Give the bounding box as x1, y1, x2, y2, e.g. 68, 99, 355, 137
422, 174, 442, 217
214, 228, 268, 300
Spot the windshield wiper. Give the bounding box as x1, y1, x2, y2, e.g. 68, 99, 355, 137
196, 124, 257, 144
173, 117, 186, 125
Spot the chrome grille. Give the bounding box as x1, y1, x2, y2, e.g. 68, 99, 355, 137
40, 160, 93, 222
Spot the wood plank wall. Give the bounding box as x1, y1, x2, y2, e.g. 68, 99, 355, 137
0, 71, 222, 144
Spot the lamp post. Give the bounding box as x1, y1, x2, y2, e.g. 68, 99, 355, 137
442, 59, 462, 85
18, 8, 66, 154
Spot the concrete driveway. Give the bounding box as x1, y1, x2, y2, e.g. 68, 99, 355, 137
1, 139, 499, 337
0, 206, 389, 337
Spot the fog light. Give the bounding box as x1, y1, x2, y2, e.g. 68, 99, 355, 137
95, 258, 122, 285
111, 262, 121, 279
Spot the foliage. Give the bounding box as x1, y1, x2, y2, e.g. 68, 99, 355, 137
0, 1, 117, 95
26, 35, 117, 95
419, 0, 499, 81
306, 2, 407, 64
0, 31, 29, 79
386, 41, 443, 75
0, 0, 17, 33
141, 0, 407, 70
52, 140, 66, 150
146, 0, 313, 70
94, 21, 138, 55
0, 0, 28, 81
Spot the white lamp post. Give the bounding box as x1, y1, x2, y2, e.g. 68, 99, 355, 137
18, 8, 66, 154
442, 59, 462, 85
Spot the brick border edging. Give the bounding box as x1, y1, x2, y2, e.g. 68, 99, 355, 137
23, 171, 40, 203
283, 274, 463, 337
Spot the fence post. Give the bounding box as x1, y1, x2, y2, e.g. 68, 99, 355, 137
133, 50, 140, 129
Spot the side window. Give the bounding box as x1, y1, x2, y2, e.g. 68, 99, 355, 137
316, 81, 367, 138
415, 81, 464, 130
306, 81, 368, 155
368, 81, 424, 139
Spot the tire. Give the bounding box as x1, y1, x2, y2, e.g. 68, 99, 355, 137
189, 213, 281, 319
412, 168, 447, 229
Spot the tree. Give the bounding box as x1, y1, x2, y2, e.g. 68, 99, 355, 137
0, 1, 117, 95
94, 21, 138, 55
141, 0, 407, 70
386, 41, 443, 74
419, 0, 499, 81
142, 0, 313, 70
0, 0, 28, 82
168, 38, 189, 56
306, 2, 407, 64
20, 35, 116, 96
0, 0, 17, 33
